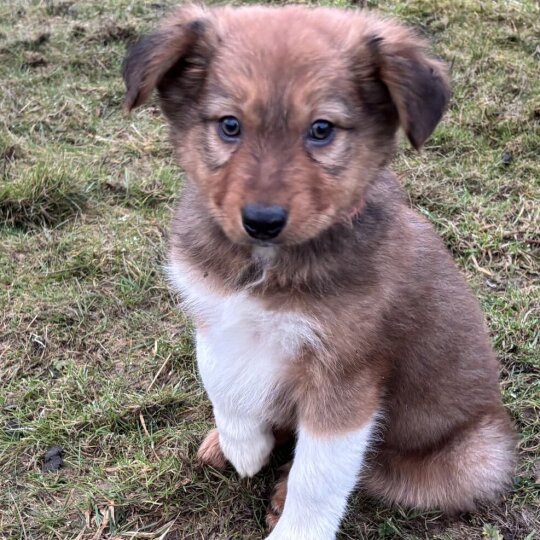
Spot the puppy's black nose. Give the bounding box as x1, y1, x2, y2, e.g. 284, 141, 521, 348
241, 204, 288, 240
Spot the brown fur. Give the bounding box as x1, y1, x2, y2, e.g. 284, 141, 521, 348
197, 428, 227, 469
123, 3, 516, 520
266, 462, 292, 531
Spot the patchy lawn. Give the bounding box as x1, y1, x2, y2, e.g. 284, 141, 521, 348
1, 0, 538, 538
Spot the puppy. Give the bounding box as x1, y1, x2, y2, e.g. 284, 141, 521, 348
123, 5, 516, 539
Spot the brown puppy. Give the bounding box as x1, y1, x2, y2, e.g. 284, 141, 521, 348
123, 5, 516, 539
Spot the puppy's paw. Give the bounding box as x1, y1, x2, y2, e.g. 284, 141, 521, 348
266, 482, 287, 530
197, 428, 227, 469
265, 509, 281, 533
221, 430, 274, 478
266, 463, 290, 532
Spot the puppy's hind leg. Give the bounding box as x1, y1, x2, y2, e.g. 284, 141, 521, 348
266, 462, 292, 532
197, 428, 227, 469
364, 413, 516, 512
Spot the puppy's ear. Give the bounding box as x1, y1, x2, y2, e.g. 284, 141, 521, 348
122, 5, 215, 112
368, 25, 450, 149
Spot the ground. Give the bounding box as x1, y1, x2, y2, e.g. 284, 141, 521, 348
0, 0, 538, 538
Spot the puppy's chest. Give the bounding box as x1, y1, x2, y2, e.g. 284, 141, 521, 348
169, 262, 319, 416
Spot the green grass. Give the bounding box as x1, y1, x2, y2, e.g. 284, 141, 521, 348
1, 0, 538, 538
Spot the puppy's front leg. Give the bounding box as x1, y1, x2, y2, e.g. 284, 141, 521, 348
266, 417, 377, 540
196, 332, 275, 477
213, 406, 275, 478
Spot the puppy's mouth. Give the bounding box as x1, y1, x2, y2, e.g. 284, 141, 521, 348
234, 243, 278, 289
237, 233, 286, 249
252, 244, 278, 261
252, 238, 281, 248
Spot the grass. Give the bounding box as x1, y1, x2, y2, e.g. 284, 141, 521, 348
0, 0, 538, 538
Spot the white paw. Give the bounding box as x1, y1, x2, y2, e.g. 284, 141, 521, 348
265, 527, 301, 540
265, 517, 336, 540
265, 529, 284, 540
266, 527, 334, 540
220, 430, 274, 477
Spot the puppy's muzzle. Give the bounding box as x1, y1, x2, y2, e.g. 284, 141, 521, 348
241, 204, 288, 241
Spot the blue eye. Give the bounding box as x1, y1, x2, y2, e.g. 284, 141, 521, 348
307, 120, 335, 145
218, 116, 241, 141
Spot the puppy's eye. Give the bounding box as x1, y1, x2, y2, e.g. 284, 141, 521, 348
218, 116, 241, 141
307, 120, 335, 145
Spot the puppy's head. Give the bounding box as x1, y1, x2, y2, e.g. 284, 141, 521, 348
123, 5, 449, 245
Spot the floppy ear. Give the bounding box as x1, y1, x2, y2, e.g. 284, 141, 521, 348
122, 5, 214, 113
369, 25, 450, 149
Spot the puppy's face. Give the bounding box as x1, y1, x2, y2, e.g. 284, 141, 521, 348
123, 6, 449, 246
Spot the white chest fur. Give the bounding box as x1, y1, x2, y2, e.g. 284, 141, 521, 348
168, 258, 377, 536
167, 259, 319, 422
